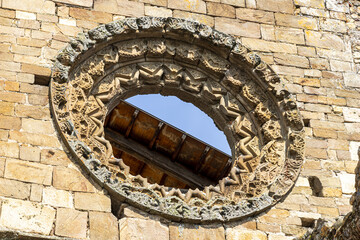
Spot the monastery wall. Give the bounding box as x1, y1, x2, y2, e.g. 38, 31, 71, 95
0, 0, 359, 239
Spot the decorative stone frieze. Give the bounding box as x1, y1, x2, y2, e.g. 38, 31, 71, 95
50, 17, 304, 223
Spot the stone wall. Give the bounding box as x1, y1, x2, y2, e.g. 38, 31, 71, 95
0, 0, 359, 239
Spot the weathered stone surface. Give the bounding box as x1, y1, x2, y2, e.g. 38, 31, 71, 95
145, 6, 172, 18
339, 173, 355, 194
89, 212, 119, 240
173, 10, 214, 26
305, 30, 345, 51
0, 115, 21, 130
40, 149, 71, 166
43, 187, 73, 208
242, 38, 296, 53
275, 27, 305, 44
0, 101, 14, 115
0, 141, 19, 158
53, 0, 93, 7
226, 228, 267, 240
120, 218, 169, 240
69, 7, 113, 23
9, 131, 60, 148
53, 166, 95, 192
207, 3, 235, 18
168, 0, 206, 13
94, 0, 145, 17
256, 0, 294, 13
275, 13, 317, 30
0, 178, 30, 199
2, 0, 55, 14
215, 18, 260, 38
294, 0, 324, 8
4, 158, 52, 185
74, 192, 111, 212
236, 8, 274, 24
344, 73, 360, 88
30, 184, 43, 202
15, 104, 50, 120
21, 118, 53, 134
169, 224, 225, 240
20, 145, 41, 162
0, 198, 55, 235
55, 208, 88, 239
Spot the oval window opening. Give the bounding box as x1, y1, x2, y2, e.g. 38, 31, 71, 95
104, 94, 232, 190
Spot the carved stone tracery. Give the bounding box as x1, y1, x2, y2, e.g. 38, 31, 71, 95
50, 17, 305, 223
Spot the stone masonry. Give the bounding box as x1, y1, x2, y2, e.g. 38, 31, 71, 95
0, 0, 359, 239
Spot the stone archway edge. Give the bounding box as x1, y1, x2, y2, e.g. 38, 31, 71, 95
50, 17, 305, 223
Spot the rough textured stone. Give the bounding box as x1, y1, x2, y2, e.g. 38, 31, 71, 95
20, 145, 41, 162
55, 208, 88, 239
89, 212, 119, 240
43, 187, 73, 208
94, 0, 145, 17
173, 10, 214, 26
120, 218, 169, 240
0, 178, 30, 199
69, 8, 112, 23
242, 38, 296, 53
0, 198, 55, 235
215, 18, 260, 37
168, 0, 206, 14
236, 8, 274, 24
53, 0, 93, 7
226, 228, 267, 240
4, 159, 52, 185
207, 3, 235, 18
169, 224, 225, 240
2, 0, 55, 14
74, 192, 111, 212
53, 166, 95, 192
275, 13, 317, 30
305, 30, 345, 51
0, 141, 19, 158
40, 149, 71, 166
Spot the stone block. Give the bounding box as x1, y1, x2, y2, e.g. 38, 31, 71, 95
310, 120, 345, 131
344, 73, 360, 88
236, 8, 274, 24
261, 24, 275, 40
320, 18, 347, 33
339, 173, 355, 194
226, 228, 267, 240
275, 13, 317, 30
305, 138, 328, 149
53, 166, 96, 192
207, 2, 235, 18
305, 30, 345, 51
94, 0, 145, 16
256, 0, 294, 13
55, 208, 88, 239
349, 141, 360, 161
0, 198, 55, 235
53, 0, 93, 7
89, 212, 119, 240
272, 65, 304, 77
75, 192, 111, 212
30, 184, 43, 202
140, 0, 166, 7
20, 145, 41, 162
120, 218, 169, 240
21, 119, 53, 135
274, 53, 309, 68
215, 18, 260, 38
0, 178, 30, 199
0, 141, 19, 158
326, 0, 349, 12
169, 224, 225, 240
168, 0, 206, 14
242, 38, 296, 53
69, 7, 112, 23
0, 92, 25, 103
43, 187, 73, 208
40, 149, 71, 166
145, 6, 172, 18
15, 104, 50, 120
2, 0, 55, 14
294, 0, 325, 8
275, 27, 305, 44
5, 158, 53, 185
9, 131, 60, 148
0, 115, 21, 130
173, 10, 214, 27
317, 207, 339, 217
20, 83, 48, 95
21, 63, 51, 77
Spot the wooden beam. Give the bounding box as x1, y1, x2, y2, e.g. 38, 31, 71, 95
105, 128, 214, 189
171, 134, 186, 162
148, 122, 164, 149
195, 146, 210, 173
125, 109, 139, 138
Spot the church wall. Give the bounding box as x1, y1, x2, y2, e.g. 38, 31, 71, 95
0, 0, 359, 239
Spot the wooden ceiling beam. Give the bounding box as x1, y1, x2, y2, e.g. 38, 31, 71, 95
105, 128, 214, 189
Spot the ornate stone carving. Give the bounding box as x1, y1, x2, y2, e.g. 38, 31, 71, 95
50, 17, 304, 223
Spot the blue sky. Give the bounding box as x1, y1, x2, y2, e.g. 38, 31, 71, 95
126, 94, 231, 155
